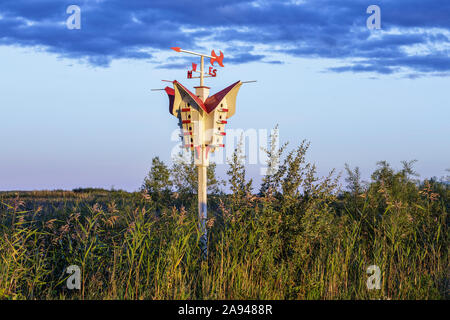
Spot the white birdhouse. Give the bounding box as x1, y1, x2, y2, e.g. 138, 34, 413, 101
165, 80, 242, 166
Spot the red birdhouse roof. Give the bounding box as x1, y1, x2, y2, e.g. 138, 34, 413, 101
165, 81, 241, 115
204, 81, 240, 113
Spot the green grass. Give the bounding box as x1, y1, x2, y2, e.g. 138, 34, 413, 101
0, 146, 448, 300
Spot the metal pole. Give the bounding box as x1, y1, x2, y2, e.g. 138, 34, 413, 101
200, 56, 204, 87
198, 162, 207, 257
195, 55, 208, 258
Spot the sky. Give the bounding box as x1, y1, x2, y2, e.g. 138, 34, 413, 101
0, 0, 449, 192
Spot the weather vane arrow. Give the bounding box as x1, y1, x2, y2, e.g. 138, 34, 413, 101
171, 47, 224, 67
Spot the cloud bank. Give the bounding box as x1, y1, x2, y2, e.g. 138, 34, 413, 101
0, 0, 449, 76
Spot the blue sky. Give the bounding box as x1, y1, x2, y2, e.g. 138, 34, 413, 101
0, 0, 449, 191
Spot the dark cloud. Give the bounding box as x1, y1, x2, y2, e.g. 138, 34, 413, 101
0, 0, 448, 75
329, 64, 397, 75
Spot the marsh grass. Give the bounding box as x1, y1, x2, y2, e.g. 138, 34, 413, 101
0, 140, 448, 300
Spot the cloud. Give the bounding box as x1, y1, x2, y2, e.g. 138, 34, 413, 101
0, 0, 449, 76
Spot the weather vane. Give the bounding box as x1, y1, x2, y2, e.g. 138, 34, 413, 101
153, 47, 254, 256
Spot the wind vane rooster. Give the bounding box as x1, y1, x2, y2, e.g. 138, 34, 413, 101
154, 47, 253, 256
